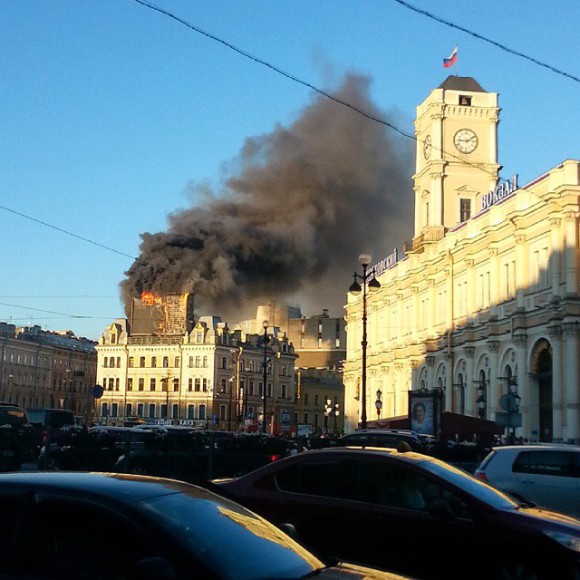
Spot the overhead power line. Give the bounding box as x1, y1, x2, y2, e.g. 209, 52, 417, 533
392, 0, 580, 85
0, 204, 138, 262
130, 0, 502, 180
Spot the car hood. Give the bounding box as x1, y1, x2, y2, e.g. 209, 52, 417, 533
317, 561, 410, 579
514, 506, 580, 528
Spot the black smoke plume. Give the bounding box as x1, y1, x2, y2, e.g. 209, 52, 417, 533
121, 72, 414, 320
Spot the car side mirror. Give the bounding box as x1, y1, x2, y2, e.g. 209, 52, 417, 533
279, 522, 299, 540
429, 499, 455, 521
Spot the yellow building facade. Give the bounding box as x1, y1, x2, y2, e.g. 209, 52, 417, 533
344, 77, 580, 443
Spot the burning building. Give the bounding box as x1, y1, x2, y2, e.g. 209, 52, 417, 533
129, 293, 195, 336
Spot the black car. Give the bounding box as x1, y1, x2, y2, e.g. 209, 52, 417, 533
0, 403, 35, 470
0, 471, 407, 579
215, 447, 580, 580
26, 408, 75, 455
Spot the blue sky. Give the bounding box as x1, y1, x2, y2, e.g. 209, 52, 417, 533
1, 0, 578, 340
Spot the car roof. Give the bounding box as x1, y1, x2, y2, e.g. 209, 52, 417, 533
491, 444, 580, 452
0, 471, 209, 503
316, 446, 432, 464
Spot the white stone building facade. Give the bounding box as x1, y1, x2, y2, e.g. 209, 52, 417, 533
344, 77, 580, 443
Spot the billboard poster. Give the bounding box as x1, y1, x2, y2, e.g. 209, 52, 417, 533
408, 391, 441, 436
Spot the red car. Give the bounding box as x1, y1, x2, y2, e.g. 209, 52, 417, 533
215, 447, 580, 580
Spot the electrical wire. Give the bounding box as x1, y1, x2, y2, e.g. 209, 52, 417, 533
392, 0, 580, 85
129, 0, 544, 180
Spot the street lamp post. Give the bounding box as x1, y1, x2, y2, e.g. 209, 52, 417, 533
375, 388, 383, 421
349, 254, 381, 430
333, 403, 340, 435
324, 398, 332, 434
262, 320, 269, 434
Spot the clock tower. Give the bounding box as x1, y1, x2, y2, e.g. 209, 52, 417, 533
412, 76, 500, 246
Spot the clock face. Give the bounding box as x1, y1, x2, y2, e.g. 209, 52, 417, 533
454, 129, 478, 154
423, 135, 432, 159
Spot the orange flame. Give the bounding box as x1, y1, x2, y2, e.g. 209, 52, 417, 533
140, 291, 163, 306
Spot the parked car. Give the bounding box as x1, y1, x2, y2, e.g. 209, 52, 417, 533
215, 447, 580, 580
0, 404, 35, 470
336, 429, 422, 451
474, 444, 580, 518
0, 471, 407, 579
26, 408, 75, 455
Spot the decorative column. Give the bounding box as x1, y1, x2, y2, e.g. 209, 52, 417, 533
487, 340, 500, 421
547, 325, 563, 440
513, 333, 528, 437
489, 247, 500, 315
444, 352, 453, 412
426, 355, 435, 390
463, 346, 475, 415
466, 260, 476, 317
563, 323, 580, 443
550, 218, 562, 299
515, 235, 528, 310
564, 212, 578, 296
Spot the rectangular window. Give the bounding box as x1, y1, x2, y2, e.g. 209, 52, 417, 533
161, 404, 168, 419
202, 379, 208, 392
199, 404, 206, 420
127, 378, 133, 391
173, 378, 179, 392
126, 403, 132, 417
111, 403, 118, 418
460, 198, 471, 223
267, 383, 272, 398
195, 378, 201, 392
188, 378, 193, 392
151, 357, 157, 368
116, 357, 121, 368
137, 403, 144, 417
139, 357, 145, 368
304, 412, 309, 424
138, 378, 144, 392
148, 404, 155, 419
219, 405, 226, 421
163, 357, 169, 368
281, 384, 287, 399
150, 378, 156, 392
248, 380, 254, 396
187, 405, 195, 420
115, 378, 120, 391
128, 357, 134, 368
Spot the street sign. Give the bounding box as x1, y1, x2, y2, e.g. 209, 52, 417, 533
92, 384, 104, 399
495, 412, 522, 428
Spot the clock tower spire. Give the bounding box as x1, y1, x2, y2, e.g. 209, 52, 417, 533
412, 76, 500, 248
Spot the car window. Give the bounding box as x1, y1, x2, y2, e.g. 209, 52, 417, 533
0, 495, 26, 574
276, 459, 338, 496
22, 499, 161, 578
142, 491, 321, 580
513, 450, 576, 477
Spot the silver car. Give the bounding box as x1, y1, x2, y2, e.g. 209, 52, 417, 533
474, 444, 580, 518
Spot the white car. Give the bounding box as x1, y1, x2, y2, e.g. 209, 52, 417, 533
474, 444, 580, 518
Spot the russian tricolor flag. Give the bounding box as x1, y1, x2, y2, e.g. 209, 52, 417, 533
443, 47, 458, 68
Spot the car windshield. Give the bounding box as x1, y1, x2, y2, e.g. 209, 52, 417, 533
418, 458, 518, 510
140, 490, 323, 579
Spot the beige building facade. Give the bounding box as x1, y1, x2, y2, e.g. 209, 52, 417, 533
0, 323, 97, 418
97, 300, 297, 434
344, 77, 580, 443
